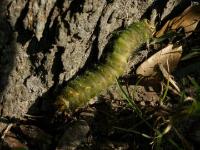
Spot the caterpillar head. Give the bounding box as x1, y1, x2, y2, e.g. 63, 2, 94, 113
143, 19, 155, 35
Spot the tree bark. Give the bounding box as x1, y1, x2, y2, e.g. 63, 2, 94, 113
0, 0, 154, 119
1, 0, 197, 149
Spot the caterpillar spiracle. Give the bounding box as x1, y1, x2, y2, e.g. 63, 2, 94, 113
55, 20, 153, 113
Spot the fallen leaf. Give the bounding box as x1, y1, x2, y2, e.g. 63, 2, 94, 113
2, 130, 28, 149
155, 5, 200, 37
136, 44, 182, 77
159, 63, 180, 92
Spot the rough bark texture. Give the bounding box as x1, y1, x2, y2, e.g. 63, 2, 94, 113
1, 0, 197, 149
1, 0, 193, 119
0, 0, 154, 119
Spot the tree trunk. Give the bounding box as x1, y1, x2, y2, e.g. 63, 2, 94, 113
0, 0, 154, 119
1, 0, 196, 149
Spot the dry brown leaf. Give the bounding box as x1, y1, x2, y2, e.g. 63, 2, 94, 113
1, 123, 13, 139
136, 44, 182, 77
156, 5, 200, 37
158, 63, 180, 92
2, 129, 28, 149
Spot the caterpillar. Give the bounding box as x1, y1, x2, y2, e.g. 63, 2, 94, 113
55, 20, 153, 113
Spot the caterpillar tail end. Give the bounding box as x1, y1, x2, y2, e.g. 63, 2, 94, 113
54, 96, 71, 115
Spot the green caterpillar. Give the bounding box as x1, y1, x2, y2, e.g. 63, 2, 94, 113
55, 20, 153, 113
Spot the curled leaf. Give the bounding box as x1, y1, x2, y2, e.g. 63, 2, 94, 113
156, 5, 200, 37
136, 44, 182, 77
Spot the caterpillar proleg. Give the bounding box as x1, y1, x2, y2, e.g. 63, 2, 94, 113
55, 20, 153, 113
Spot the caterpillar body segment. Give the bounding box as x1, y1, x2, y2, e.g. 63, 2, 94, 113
55, 20, 153, 113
